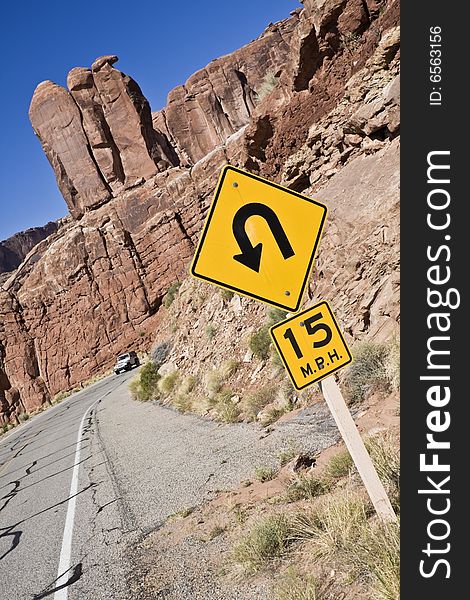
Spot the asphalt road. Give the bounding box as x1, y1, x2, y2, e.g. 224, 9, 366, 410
0, 370, 339, 600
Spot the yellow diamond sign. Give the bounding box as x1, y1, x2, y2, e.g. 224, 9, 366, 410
270, 301, 352, 390
190, 165, 327, 311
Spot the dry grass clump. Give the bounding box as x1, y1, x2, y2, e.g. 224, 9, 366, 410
213, 390, 241, 423
259, 406, 287, 427
290, 492, 369, 557
245, 385, 276, 420
324, 448, 354, 479
163, 281, 181, 308
351, 519, 400, 600
234, 514, 291, 572
230, 426, 400, 598
284, 475, 330, 503
275, 570, 335, 600
384, 338, 400, 391
343, 341, 388, 403
158, 370, 180, 395
205, 359, 239, 396
254, 465, 278, 482
365, 432, 400, 512
343, 339, 400, 404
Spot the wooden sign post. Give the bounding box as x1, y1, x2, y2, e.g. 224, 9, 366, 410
271, 302, 398, 523
320, 375, 398, 523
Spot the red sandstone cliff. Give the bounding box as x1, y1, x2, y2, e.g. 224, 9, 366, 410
0, 0, 400, 422
0, 221, 60, 276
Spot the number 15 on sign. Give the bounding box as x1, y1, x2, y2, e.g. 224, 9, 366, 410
270, 301, 352, 390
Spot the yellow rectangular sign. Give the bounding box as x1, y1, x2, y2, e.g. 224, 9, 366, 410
190, 165, 327, 312
270, 301, 352, 390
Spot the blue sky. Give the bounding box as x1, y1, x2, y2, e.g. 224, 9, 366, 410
0, 0, 301, 241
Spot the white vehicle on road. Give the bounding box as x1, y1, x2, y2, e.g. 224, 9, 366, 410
113, 351, 140, 374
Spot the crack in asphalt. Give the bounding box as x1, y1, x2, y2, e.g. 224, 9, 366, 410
0, 480, 21, 512
0, 450, 83, 489
11, 431, 85, 458
32, 562, 83, 599
0, 441, 87, 481
0, 377, 129, 600
32, 400, 130, 599
0, 484, 96, 562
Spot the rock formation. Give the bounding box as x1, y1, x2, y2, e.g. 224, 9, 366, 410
29, 56, 180, 219
153, 17, 297, 165
1, 0, 400, 422
0, 221, 59, 275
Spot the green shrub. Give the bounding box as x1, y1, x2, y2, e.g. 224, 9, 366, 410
158, 370, 180, 396
343, 341, 390, 403
18, 413, 30, 422
248, 309, 287, 361
249, 325, 272, 360
163, 281, 181, 308
234, 514, 291, 571
129, 361, 161, 401
254, 465, 278, 482
271, 346, 285, 369
267, 307, 288, 327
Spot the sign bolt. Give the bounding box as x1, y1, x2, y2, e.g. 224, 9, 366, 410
284, 290, 290, 296
233, 182, 239, 188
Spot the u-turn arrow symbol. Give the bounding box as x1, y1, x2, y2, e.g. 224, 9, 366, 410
232, 203, 295, 272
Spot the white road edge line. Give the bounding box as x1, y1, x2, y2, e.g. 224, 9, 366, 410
53, 398, 100, 600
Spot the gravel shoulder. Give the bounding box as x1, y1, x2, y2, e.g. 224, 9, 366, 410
93, 382, 340, 599
97, 383, 339, 532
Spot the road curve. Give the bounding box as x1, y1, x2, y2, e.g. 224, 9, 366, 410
0, 374, 135, 600
0, 370, 339, 599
